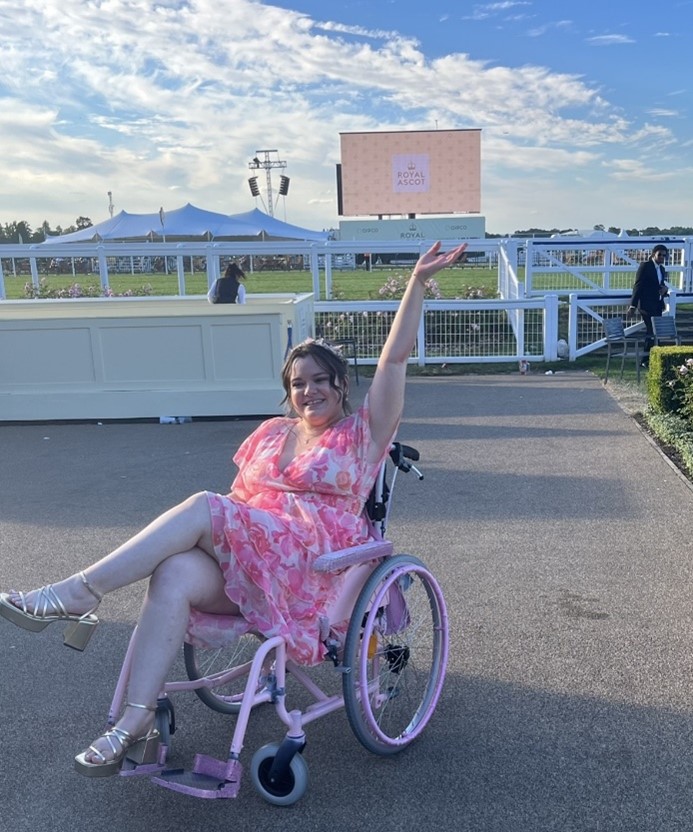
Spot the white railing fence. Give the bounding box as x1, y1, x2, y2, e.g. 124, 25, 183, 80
0, 239, 512, 302
3, 236, 692, 366
0, 240, 324, 300
526, 238, 693, 296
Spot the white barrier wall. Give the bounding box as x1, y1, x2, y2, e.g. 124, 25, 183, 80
0, 294, 313, 421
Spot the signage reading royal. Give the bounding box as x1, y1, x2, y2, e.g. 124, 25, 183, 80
393, 155, 429, 193
339, 216, 486, 242
339, 129, 481, 216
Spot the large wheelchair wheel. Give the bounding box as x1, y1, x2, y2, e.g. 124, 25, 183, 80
183, 634, 262, 714
342, 554, 448, 755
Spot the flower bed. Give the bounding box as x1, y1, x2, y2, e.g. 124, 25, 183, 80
23, 279, 154, 299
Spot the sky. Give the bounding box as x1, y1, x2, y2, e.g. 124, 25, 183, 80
0, 0, 691, 236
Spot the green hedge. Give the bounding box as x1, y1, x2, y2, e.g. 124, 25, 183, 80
646, 346, 693, 414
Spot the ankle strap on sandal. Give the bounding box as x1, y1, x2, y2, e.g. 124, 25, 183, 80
79, 571, 103, 603
126, 702, 157, 712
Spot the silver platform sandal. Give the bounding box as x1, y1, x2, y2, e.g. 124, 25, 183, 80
0, 571, 102, 650
74, 703, 160, 778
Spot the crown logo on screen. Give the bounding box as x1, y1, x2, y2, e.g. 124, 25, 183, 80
407, 161, 417, 171
409, 224, 418, 231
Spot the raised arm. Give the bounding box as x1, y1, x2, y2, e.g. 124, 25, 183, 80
367, 241, 468, 457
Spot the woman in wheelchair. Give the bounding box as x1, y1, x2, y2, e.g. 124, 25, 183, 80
0, 241, 466, 777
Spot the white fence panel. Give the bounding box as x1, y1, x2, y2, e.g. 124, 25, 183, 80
526, 238, 692, 297
315, 297, 556, 366
568, 291, 693, 361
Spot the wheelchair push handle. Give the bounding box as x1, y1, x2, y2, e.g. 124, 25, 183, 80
389, 442, 423, 479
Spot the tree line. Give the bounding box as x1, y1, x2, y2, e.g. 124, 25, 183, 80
0, 217, 93, 244
1, 217, 692, 244
487, 224, 693, 239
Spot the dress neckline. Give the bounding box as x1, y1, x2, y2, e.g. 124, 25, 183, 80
276, 420, 325, 474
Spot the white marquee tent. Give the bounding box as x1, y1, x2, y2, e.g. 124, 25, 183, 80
45, 204, 329, 243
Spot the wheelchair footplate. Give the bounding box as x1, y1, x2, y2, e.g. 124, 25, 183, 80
150, 755, 242, 799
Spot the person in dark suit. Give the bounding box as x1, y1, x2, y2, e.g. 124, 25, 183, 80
628, 244, 669, 365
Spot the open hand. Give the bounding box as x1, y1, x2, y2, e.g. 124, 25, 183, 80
413, 241, 468, 283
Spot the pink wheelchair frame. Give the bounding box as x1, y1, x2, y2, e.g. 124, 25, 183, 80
110, 442, 449, 805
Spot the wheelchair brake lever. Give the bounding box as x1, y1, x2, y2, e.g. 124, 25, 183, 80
410, 463, 424, 480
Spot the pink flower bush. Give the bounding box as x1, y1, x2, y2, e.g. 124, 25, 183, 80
377, 274, 441, 300
667, 357, 693, 423
24, 279, 153, 299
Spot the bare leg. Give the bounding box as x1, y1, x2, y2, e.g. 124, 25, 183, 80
8, 492, 216, 615
82, 548, 239, 764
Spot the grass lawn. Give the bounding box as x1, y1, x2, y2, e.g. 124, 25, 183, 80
2, 265, 500, 301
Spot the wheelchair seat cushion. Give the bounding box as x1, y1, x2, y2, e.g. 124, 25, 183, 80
186, 394, 395, 667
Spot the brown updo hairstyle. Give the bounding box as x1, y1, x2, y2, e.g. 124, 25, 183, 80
280, 339, 351, 415
223, 263, 245, 281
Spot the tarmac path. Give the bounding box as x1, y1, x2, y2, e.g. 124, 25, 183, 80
2, 373, 693, 832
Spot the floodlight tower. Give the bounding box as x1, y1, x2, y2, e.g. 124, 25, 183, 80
248, 149, 289, 216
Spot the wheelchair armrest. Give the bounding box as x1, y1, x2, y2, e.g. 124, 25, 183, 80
312, 539, 394, 573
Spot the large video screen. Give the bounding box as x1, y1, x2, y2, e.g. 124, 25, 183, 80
338, 129, 481, 217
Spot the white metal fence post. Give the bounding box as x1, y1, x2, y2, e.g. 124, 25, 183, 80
29, 251, 39, 289
176, 253, 186, 296
543, 294, 560, 361
324, 252, 333, 300
684, 240, 693, 293
97, 246, 109, 290
205, 246, 215, 292
309, 247, 320, 300
525, 239, 534, 295
568, 294, 578, 360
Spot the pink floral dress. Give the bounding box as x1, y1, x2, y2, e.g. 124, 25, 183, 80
186, 396, 392, 666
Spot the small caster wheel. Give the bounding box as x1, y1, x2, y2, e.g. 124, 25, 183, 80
250, 742, 308, 806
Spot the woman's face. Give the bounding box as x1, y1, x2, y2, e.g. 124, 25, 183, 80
289, 355, 345, 429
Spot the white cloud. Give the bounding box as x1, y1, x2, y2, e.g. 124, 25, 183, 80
482, 1, 531, 10
607, 158, 692, 182
586, 34, 636, 46
0, 0, 688, 234
647, 108, 679, 118
314, 20, 401, 40
461, 1, 531, 21
527, 20, 572, 37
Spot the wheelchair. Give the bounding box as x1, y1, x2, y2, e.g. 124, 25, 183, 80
111, 442, 449, 805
